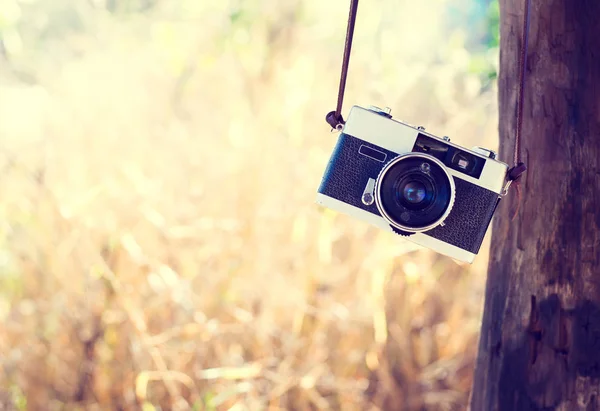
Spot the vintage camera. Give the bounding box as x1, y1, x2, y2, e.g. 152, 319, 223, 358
316, 105, 509, 263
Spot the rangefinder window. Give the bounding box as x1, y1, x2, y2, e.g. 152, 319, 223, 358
412, 134, 484, 179
412, 134, 448, 162
447, 150, 484, 179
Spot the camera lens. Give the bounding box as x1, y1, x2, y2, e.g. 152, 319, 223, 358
375, 154, 455, 232
400, 181, 427, 204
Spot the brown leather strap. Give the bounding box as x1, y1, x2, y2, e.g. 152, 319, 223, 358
508, 0, 531, 181
325, 0, 359, 130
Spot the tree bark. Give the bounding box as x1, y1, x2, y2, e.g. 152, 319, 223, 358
470, 0, 600, 410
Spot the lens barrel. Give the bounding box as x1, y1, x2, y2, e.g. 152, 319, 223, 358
375, 153, 455, 232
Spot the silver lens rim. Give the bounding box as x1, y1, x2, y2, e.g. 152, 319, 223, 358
374, 152, 456, 233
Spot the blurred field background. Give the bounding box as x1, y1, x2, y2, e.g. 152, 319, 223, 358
0, 0, 501, 410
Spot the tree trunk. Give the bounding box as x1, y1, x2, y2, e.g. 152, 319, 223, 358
470, 0, 600, 410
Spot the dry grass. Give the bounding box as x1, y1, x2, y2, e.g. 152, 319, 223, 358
0, 0, 499, 409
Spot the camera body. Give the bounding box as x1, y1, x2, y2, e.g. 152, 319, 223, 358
316, 105, 509, 263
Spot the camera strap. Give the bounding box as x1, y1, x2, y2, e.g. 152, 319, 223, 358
324, 0, 530, 189
325, 0, 359, 131
507, 0, 531, 184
